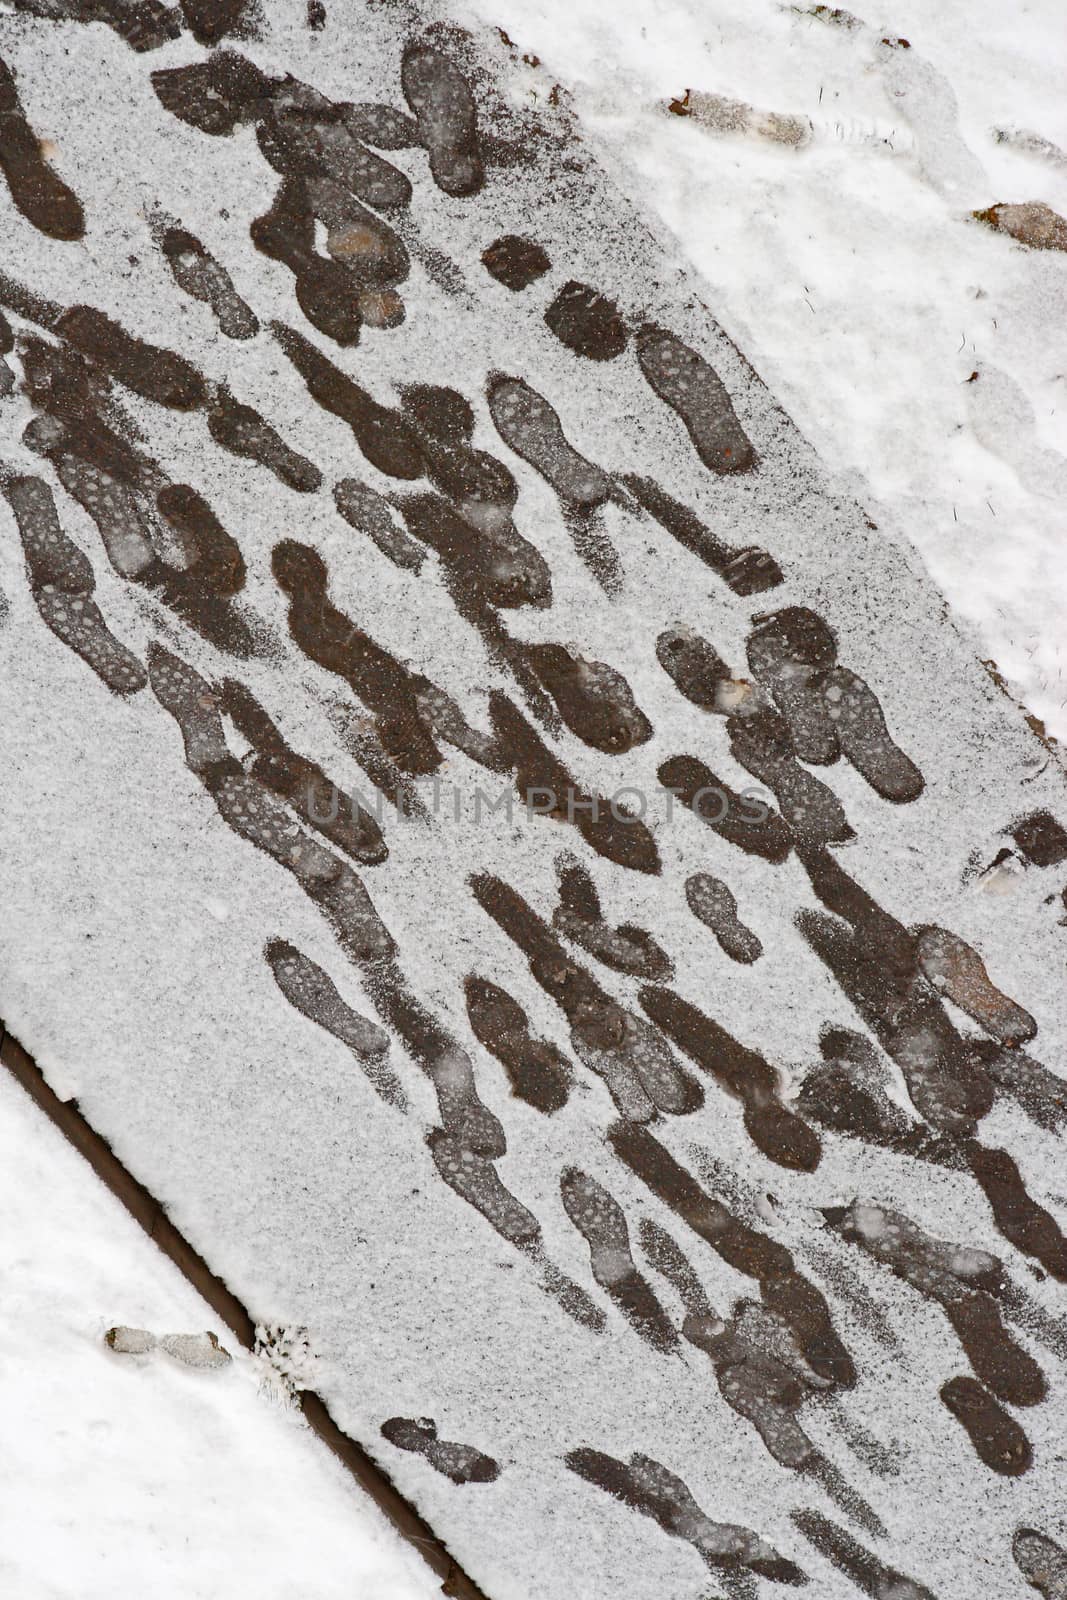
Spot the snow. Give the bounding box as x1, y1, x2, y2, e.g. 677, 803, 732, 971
0, 4, 1065, 1599
0, 1069, 438, 1600
461, 0, 1067, 741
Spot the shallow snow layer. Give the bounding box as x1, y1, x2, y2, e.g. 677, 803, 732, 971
0, 1070, 437, 1600
0, 4, 1064, 1599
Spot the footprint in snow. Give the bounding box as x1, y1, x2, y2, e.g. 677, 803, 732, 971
105, 1327, 232, 1369
966, 363, 1067, 501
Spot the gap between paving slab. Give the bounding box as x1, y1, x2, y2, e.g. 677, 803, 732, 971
0, 1019, 492, 1600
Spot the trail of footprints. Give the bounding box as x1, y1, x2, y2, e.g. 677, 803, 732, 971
1, 10, 1066, 1596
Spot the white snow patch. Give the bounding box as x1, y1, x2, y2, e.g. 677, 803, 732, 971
0, 1072, 438, 1600
462, 0, 1067, 740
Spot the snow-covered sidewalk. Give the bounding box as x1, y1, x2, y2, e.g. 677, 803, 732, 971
0, 3, 1064, 1597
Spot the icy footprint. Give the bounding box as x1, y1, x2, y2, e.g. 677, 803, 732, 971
380, 1418, 499, 1484
160, 1332, 232, 1370
625, 476, 782, 595
635, 326, 755, 476
822, 667, 924, 803
488, 695, 660, 875
146, 643, 229, 773
966, 363, 1067, 499
824, 1402, 899, 1478
564, 1449, 805, 1585
544, 280, 628, 362
427, 1130, 540, 1247
0, 55, 84, 240
346, 102, 419, 151
486, 374, 614, 504
28, 441, 151, 579
208, 390, 322, 493
265, 939, 404, 1109
149, 645, 395, 966
686, 874, 763, 964
560, 1168, 677, 1351
333, 478, 425, 572
472, 874, 697, 1120
641, 986, 820, 1171
2, 473, 146, 696
401, 39, 483, 197
1014, 1528, 1067, 1599
683, 1299, 826, 1471
222, 679, 387, 866
914, 926, 1036, 1046
823, 1200, 1045, 1406
155, 219, 259, 340
940, 1375, 1032, 1476
252, 180, 365, 346
464, 976, 571, 1114
427, 1046, 506, 1159
261, 81, 412, 213
657, 753, 793, 864
485, 375, 620, 587
727, 706, 854, 845
412, 678, 502, 772
980, 1045, 1067, 1134
791, 1510, 936, 1600
104, 1326, 156, 1355
553, 857, 671, 980
639, 1218, 714, 1319
576, 1007, 701, 1122
991, 127, 1067, 170
748, 609, 923, 802
481, 234, 551, 291
746, 608, 838, 763
525, 644, 652, 755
